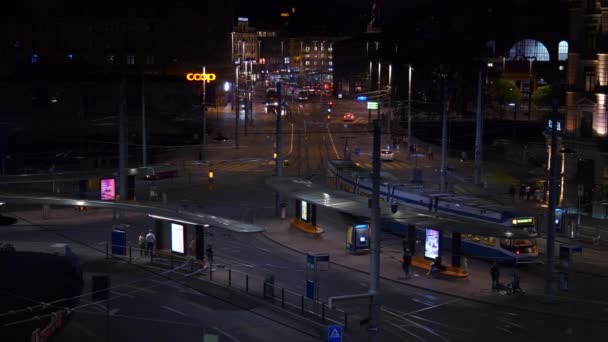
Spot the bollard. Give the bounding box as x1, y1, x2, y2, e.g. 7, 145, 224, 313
210, 267, 213, 281
105, 242, 109, 259
322, 303, 326, 322
344, 312, 348, 330
228, 268, 232, 287
246, 275, 249, 293
129, 246, 132, 263
281, 288, 285, 308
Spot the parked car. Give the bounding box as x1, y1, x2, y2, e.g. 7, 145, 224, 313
380, 149, 394, 161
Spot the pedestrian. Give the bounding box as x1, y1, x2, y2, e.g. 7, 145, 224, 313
519, 185, 526, 200
427, 145, 434, 160
188, 238, 196, 259
138, 232, 145, 256
402, 248, 412, 278
206, 244, 214, 267
508, 184, 516, 199
525, 185, 531, 200
145, 229, 156, 257
490, 261, 500, 290
401, 238, 408, 255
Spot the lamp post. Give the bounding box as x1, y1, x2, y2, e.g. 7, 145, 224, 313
407, 65, 413, 147
509, 102, 517, 142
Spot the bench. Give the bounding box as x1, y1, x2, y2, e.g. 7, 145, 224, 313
289, 219, 324, 235
402, 256, 469, 278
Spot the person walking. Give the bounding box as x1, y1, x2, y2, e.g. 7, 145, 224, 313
138, 232, 145, 256
427, 145, 434, 160
145, 229, 156, 257
402, 248, 412, 278
206, 244, 214, 267
490, 262, 500, 290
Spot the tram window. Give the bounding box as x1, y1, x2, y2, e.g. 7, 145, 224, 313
482, 237, 496, 247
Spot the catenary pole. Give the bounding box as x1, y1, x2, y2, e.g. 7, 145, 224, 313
473, 69, 483, 185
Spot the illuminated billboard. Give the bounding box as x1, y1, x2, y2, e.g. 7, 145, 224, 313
171, 223, 185, 254
424, 228, 440, 260
300, 200, 308, 222
100, 178, 116, 201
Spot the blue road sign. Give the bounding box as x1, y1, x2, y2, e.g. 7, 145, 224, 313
356, 95, 367, 101
328, 325, 343, 342
354, 147, 361, 156
306, 280, 315, 299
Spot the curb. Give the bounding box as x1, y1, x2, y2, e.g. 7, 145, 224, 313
260, 230, 608, 323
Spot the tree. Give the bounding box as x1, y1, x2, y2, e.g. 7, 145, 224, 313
489, 79, 521, 107
531, 85, 554, 107
488, 79, 521, 118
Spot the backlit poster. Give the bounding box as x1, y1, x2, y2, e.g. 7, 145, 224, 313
300, 200, 308, 221
424, 228, 440, 260
100, 178, 116, 201
171, 223, 185, 254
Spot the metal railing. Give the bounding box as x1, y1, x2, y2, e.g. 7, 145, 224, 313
106, 242, 349, 328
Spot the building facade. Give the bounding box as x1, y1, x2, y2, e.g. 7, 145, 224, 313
562, 0, 608, 211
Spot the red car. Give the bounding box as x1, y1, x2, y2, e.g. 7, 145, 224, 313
343, 112, 355, 122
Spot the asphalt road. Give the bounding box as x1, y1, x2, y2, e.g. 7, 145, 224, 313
1, 91, 606, 341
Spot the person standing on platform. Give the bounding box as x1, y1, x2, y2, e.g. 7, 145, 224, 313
490, 262, 500, 290
138, 232, 145, 256
145, 229, 156, 257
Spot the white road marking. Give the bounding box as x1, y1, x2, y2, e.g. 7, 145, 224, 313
111, 290, 135, 299
161, 305, 187, 317
326, 126, 340, 159
50, 243, 67, 248
214, 326, 241, 342
289, 123, 294, 155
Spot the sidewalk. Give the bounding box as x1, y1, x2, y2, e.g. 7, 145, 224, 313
259, 216, 608, 322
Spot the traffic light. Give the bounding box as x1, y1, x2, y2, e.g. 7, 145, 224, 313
208, 170, 214, 182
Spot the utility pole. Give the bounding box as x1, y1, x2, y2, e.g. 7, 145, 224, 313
275, 82, 283, 216
244, 61, 249, 135
118, 78, 127, 209
407, 65, 413, 147
545, 96, 559, 303
235, 66, 239, 149
201, 65, 207, 162
141, 74, 147, 167
369, 118, 382, 340
473, 69, 483, 185
440, 84, 448, 193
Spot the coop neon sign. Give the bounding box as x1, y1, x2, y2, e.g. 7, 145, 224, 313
186, 73, 217, 83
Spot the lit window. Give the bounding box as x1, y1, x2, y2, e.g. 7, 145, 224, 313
305, 46, 310, 52
314, 46, 318, 51
320, 45, 324, 51
67, 53, 73, 61
558, 41, 568, 61
328, 46, 333, 52
305, 60, 310, 65
329, 61, 333, 66
127, 54, 135, 65
507, 39, 550, 61
31, 53, 39, 64
146, 55, 155, 65
305, 54, 310, 58
107, 55, 115, 64
284, 57, 290, 64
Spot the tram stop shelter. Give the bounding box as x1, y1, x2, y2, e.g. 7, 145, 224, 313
267, 177, 535, 278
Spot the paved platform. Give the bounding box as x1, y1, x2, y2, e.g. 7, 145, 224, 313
259, 215, 608, 322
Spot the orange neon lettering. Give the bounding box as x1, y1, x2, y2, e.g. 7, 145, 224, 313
186, 73, 217, 83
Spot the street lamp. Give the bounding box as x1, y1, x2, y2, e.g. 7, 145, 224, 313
509, 102, 517, 141
407, 65, 413, 147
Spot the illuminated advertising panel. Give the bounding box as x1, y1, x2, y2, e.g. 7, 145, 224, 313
171, 223, 185, 254
300, 200, 308, 222
424, 228, 440, 260
100, 178, 116, 201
